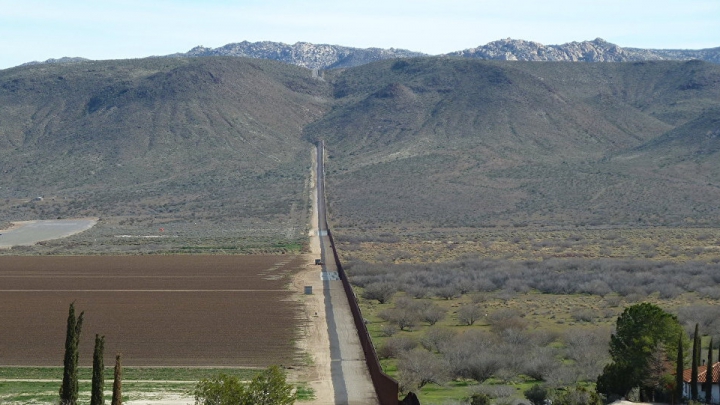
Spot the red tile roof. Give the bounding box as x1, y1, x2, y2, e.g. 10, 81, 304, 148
684, 362, 720, 383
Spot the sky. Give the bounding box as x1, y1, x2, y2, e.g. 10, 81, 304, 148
0, 0, 718, 70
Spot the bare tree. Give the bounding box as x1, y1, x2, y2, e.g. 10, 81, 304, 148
420, 303, 447, 326
457, 304, 483, 326
377, 336, 418, 359
361, 282, 396, 304
397, 349, 450, 391
379, 307, 419, 331
420, 327, 456, 353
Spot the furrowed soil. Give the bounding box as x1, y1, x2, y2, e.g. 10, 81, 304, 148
0, 255, 303, 367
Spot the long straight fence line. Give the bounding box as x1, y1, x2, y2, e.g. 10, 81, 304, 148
325, 226, 400, 404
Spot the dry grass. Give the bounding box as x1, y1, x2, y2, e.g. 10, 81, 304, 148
337, 227, 720, 264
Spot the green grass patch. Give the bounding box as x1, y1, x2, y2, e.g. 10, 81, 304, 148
295, 384, 315, 401
0, 367, 262, 404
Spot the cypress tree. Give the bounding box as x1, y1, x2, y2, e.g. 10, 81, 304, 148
693, 324, 700, 401
708, 338, 715, 405
677, 335, 684, 404
91, 334, 105, 405
60, 302, 84, 405
111, 354, 122, 405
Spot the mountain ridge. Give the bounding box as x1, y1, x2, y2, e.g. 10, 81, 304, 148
19, 38, 720, 70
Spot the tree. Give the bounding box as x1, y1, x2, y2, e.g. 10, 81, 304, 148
693, 324, 700, 401
419, 303, 446, 326
596, 303, 686, 399
457, 304, 482, 326
194, 366, 295, 405
361, 282, 396, 304
524, 384, 548, 405
397, 349, 449, 391
706, 337, 714, 404
379, 307, 418, 331
91, 334, 105, 405
676, 336, 684, 404
553, 386, 603, 405
194, 374, 246, 405
244, 366, 295, 405
111, 354, 122, 405
60, 302, 84, 405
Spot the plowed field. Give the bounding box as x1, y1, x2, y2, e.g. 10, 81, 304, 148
0, 255, 303, 367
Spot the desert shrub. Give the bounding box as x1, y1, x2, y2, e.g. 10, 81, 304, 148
488, 309, 527, 333
419, 302, 447, 325
443, 330, 502, 382
378, 307, 419, 331
551, 386, 603, 405
377, 336, 418, 359
470, 392, 491, 405
361, 282, 396, 304
523, 347, 557, 381
570, 308, 598, 323
379, 324, 398, 337
397, 349, 450, 391
457, 304, 483, 326
524, 384, 548, 405
420, 327, 456, 353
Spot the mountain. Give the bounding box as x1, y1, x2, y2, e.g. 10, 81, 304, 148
447, 38, 720, 63
180, 41, 426, 69
0, 57, 331, 251
304, 58, 720, 228
18, 39, 720, 71
2, 55, 720, 253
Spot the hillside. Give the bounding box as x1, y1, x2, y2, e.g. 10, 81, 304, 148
2, 56, 720, 254
304, 58, 720, 229
0, 57, 331, 252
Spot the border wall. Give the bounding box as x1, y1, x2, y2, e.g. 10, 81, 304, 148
326, 226, 401, 405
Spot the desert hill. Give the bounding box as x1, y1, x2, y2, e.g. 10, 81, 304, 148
1, 56, 720, 253
304, 58, 720, 228
0, 57, 331, 251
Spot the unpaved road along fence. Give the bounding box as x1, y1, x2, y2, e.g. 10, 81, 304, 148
316, 140, 400, 405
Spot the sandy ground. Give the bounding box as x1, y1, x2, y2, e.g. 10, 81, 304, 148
0, 217, 98, 249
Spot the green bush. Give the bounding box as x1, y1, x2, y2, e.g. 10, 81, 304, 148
193, 366, 295, 405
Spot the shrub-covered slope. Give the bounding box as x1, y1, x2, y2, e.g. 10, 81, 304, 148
0, 57, 330, 237
305, 59, 720, 228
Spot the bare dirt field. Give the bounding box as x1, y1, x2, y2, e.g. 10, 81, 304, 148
0, 255, 303, 367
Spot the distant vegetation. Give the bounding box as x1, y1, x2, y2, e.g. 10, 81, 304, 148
0, 57, 332, 253
307, 58, 720, 230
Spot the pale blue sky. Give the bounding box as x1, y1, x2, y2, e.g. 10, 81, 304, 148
0, 0, 718, 70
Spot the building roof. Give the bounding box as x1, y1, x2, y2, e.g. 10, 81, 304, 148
684, 362, 720, 383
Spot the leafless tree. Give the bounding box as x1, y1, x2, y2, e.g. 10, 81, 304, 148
361, 282, 396, 304
379, 307, 418, 331
397, 349, 450, 391
457, 304, 483, 326
420, 303, 447, 325
420, 327, 456, 353
377, 336, 418, 359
